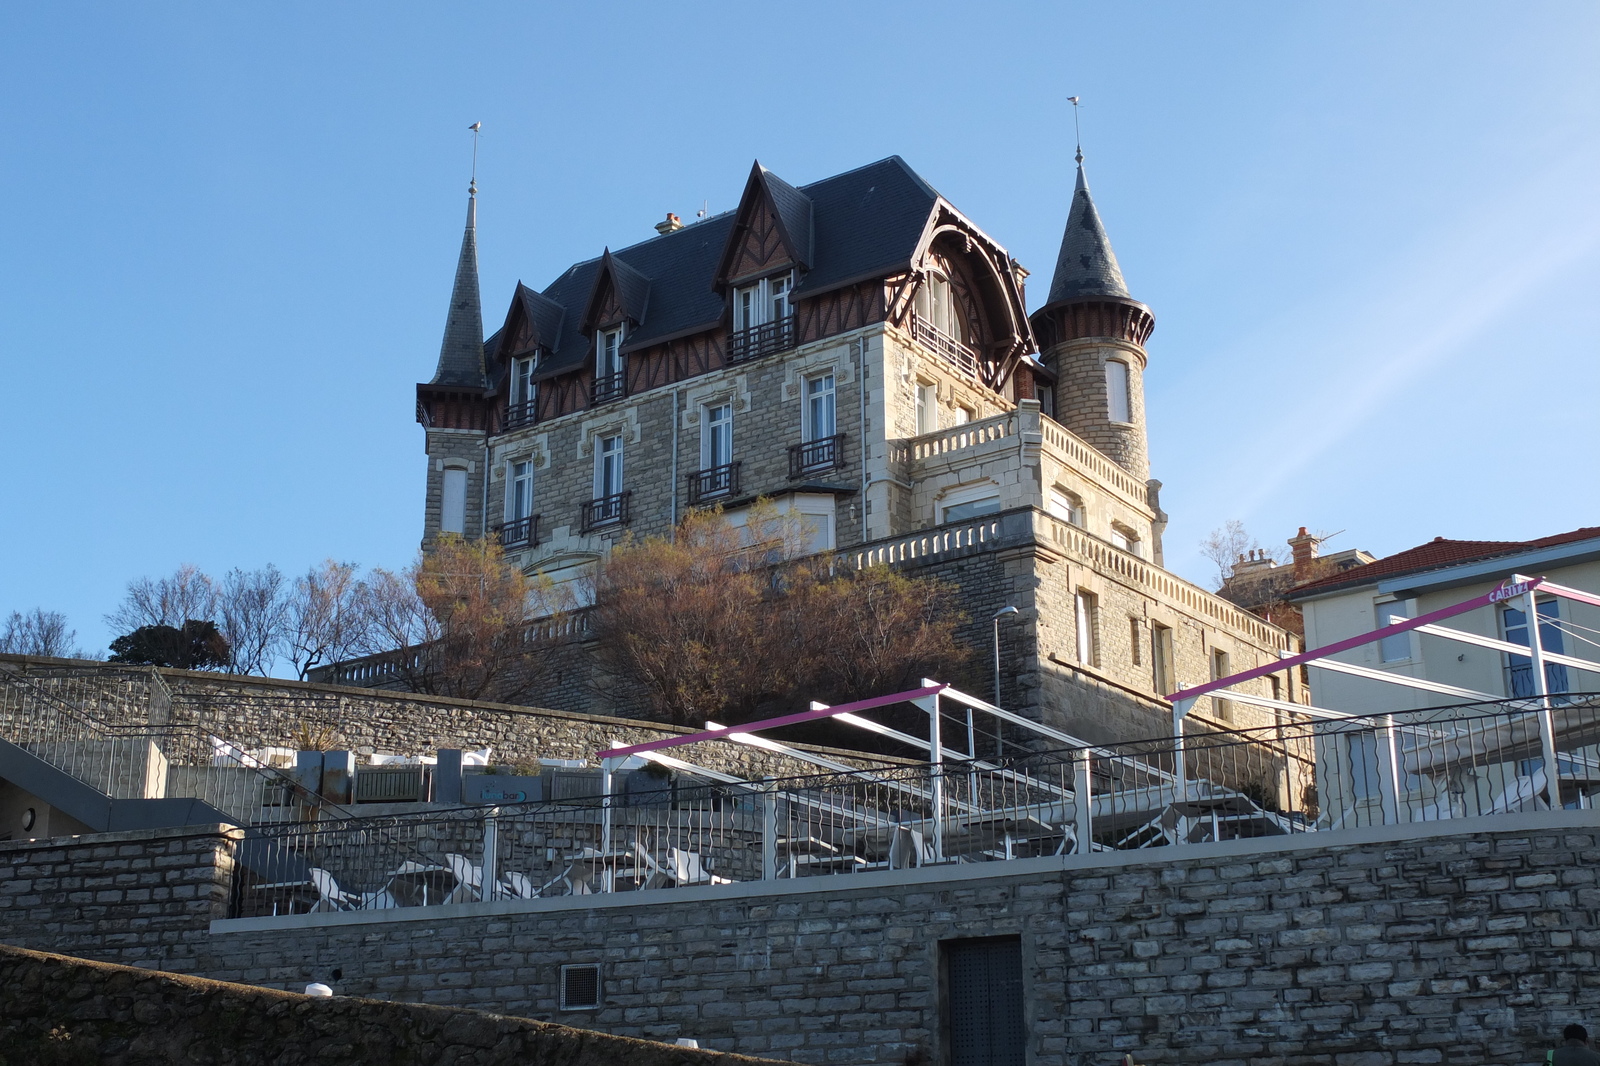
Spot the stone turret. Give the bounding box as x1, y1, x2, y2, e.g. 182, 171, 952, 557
1029, 158, 1155, 482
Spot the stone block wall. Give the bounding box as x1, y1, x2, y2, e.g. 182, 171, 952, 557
0, 943, 793, 1066
5, 812, 1599, 1064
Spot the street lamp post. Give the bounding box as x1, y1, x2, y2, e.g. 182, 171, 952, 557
991, 605, 1019, 710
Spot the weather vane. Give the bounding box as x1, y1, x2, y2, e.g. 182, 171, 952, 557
1068, 97, 1082, 163
468, 122, 482, 193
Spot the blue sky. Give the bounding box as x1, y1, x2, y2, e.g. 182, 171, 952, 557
2, 2, 1597, 658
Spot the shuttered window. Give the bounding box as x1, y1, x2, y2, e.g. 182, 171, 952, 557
945, 937, 1024, 1066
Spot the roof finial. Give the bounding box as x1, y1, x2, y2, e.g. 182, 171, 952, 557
1068, 96, 1083, 164
468, 121, 482, 196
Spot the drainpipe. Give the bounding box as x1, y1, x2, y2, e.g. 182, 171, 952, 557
857, 335, 869, 543
481, 435, 491, 541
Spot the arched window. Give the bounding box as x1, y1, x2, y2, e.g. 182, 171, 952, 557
1106, 361, 1132, 423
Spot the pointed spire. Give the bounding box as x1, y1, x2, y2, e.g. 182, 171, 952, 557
429, 182, 487, 388
1046, 159, 1131, 304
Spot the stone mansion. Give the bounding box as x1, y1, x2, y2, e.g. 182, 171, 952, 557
411, 154, 1298, 746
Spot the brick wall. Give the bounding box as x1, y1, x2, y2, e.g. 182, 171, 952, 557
7, 813, 1593, 1065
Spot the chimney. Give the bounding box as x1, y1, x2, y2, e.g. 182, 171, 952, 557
654, 212, 684, 235
1288, 526, 1320, 580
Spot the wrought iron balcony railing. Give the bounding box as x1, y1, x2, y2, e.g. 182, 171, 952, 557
581, 491, 631, 532
727, 314, 797, 365
495, 515, 539, 549
590, 371, 626, 406
909, 313, 978, 379
505, 399, 538, 431
789, 434, 844, 479
687, 461, 741, 505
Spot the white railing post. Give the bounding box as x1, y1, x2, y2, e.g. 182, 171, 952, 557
481, 806, 500, 902
1375, 717, 1402, 825
1523, 583, 1562, 809
1173, 693, 1193, 845
599, 754, 616, 891
1074, 751, 1093, 855
919, 682, 945, 863
761, 778, 777, 881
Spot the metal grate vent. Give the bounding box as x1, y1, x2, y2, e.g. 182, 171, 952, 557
560, 963, 601, 1010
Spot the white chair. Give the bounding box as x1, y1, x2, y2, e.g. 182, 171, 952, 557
308, 868, 396, 911
668, 848, 731, 886
888, 826, 930, 870
443, 853, 483, 903
497, 871, 537, 899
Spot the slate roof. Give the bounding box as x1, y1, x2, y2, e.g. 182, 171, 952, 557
1290, 527, 1600, 598
429, 192, 488, 388
1046, 161, 1131, 304
520, 156, 943, 381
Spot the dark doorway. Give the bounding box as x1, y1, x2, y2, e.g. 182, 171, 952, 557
943, 936, 1025, 1065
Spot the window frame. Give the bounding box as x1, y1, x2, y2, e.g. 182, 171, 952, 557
1106, 359, 1132, 424
595, 434, 624, 499
596, 326, 625, 379
1376, 598, 1413, 663
915, 381, 938, 436
805, 372, 837, 443
734, 271, 795, 331
507, 459, 535, 522
702, 402, 734, 469
1151, 622, 1174, 696
1075, 590, 1098, 667
440, 465, 468, 535
512, 355, 538, 408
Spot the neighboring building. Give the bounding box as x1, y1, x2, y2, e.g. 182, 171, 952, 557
1289, 526, 1600, 715
1217, 526, 1374, 636
407, 154, 1300, 745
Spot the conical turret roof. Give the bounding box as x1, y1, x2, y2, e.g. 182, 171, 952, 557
1046, 161, 1130, 304
429, 187, 487, 388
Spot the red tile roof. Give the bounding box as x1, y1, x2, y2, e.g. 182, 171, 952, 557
1291, 526, 1600, 596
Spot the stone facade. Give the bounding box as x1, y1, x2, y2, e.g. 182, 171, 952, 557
5, 812, 1599, 1064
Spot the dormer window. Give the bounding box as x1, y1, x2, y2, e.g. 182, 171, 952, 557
508, 354, 539, 429
730, 272, 796, 363
914, 270, 965, 343
593, 327, 625, 405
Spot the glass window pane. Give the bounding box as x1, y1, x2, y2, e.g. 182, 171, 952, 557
1106, 361, 1131, 423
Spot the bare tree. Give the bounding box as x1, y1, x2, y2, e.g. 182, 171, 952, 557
0, 609, 93, 659
284, 561, 368, 680
1199, 520, 1282, 590
590, 506, 966, 726
106, 564, 219, 633
361, 535, 563, 702
217, 565, 289, 676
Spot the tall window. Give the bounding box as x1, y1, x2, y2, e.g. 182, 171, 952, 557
1503, 600, 1569, 698
512, 356, 537, 408
703, 403, 733, 468
597, 327, 624, 379
1075, 591, 1098, 666
1109, 524, 1142, 559
915, 271, 964, 341
1211, 648, 1232, 722
915, 382, 938, 435
955, 405, 974, 425
1106, 360, 1131, 423
1151, 623, 1173, 695
1129, 618, 1142, 666
1377, 599, 1411, 663
596, 435, 623, 498
806, 373, 836, 442
507, 460, 534, 520
440, 467, 467, 535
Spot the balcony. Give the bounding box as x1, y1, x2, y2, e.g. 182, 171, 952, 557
495, 515, 539, 549
581, 491, 631, 532
789, 434, 844, 479
505, 399, 538, 431
909, 313, 978, 379
687, 461, 741, 505
728, 314, 797, 365
591, 371, 626, 406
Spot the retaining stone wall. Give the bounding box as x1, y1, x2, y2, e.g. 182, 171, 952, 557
0, 943, 793, 1066
6, 814, 1596, 1065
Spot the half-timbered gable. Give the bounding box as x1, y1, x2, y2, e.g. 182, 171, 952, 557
715, 162, 814, 287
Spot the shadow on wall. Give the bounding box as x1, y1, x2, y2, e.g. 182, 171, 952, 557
0, 943, 795, 1066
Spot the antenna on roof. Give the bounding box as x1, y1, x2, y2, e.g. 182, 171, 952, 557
697, 199, 709, 219
1067, 96, 1082, 164
468, 122, 482, 193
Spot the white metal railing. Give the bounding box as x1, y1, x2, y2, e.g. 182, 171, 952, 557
909, 314, 979, 378
229, 692, 1600, 919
